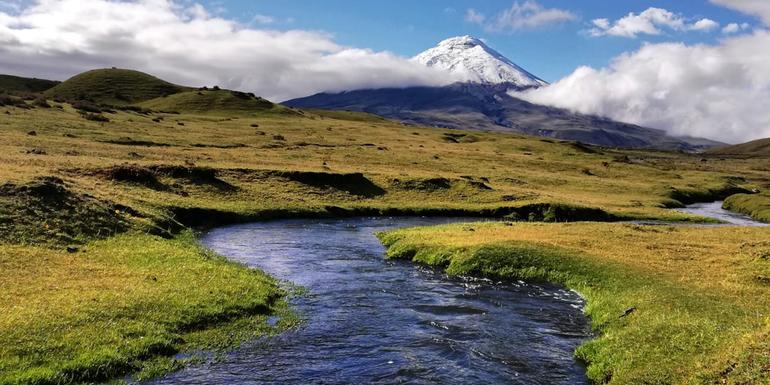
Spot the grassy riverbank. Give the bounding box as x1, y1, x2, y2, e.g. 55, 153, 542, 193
0, 232, 291, 385
2, 82, 770, 383
379, 222, 770, 384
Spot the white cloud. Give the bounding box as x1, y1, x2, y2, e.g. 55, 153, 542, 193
590, 8, 719, 38
466, 1, 576, 33
251, 14, 274, 25
722, 22, 750, 33
465, 8, 485, 24
0, 0, 458, 101
711, 0, 770, 24
689, 18, 719, 31
514, 31, 770, 143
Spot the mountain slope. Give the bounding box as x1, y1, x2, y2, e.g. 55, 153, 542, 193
413, 36, 546, 88
707, 137, 770, 157
44, 68, 187, 104
286, 36, 720, 150
285, 83, 720, 150
0, 74, 59, 95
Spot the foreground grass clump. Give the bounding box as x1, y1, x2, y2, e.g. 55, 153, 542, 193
0, 231, 285, 385
379, 222, 770, 384
724, 193, 770, 223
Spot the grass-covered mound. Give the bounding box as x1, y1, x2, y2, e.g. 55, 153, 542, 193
139, 89, 285, 115
724, 193, 770, 222
379, 222, 770, 384
0, 74, 58, 95
44, 68, 185, 104
0, 232, 287, 385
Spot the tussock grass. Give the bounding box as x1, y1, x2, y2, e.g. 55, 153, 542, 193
0, 231, 284, 385
379, 222, 770, 384
724, 193, 770, 222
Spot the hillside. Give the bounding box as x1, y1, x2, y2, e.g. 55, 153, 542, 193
0, 74, 59, 95
139, 89, 288, 115
707, 137, 770, 157
44, 68, 186, 104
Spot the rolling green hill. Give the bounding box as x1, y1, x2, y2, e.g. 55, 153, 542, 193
707, 137, 770, 157
0, 74, 59, 94
44, 68, 186, 104
139, 89, 288, 115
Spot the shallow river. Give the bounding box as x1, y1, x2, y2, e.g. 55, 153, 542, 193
146, 217, 590, 385
675, 201, 767, 227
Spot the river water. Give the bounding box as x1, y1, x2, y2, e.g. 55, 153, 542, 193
675, 201, 768, 227
145, 217, 590, 385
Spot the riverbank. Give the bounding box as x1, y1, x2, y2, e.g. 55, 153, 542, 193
2, 99, 770, 384
0, 232, 294, 385
379, 222, 770, 384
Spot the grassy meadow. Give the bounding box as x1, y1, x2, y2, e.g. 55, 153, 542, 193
1, 73, 770, 384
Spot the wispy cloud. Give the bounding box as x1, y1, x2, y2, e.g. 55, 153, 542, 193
589, 7, 719, 38
722, 22, 750, 34
466, 1, 577, 33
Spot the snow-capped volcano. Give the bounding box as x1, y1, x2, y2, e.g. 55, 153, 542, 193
413, 36, 547, 88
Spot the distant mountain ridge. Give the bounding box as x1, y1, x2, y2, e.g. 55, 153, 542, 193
285, 36, 721, 151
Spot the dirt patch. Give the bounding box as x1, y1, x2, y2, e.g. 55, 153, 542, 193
0, 176, 129, 244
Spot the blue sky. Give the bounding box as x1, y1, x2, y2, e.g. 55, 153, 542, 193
201, 0, 757, 82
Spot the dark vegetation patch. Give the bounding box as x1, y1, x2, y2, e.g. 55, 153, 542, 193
86, 165, 236, 193
0, 177, 129, 244
0, 74, 59, 95
442, 132, 480, 144
0, 94, 30, 108
391, 177, 492, 191
191, 143, 248, 149
168, 203, 624, 231
567, 141, 602, 154
263, 171, 385, 197
101, 137, 172, 147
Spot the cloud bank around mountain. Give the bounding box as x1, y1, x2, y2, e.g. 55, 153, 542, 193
0, 0, 457, 101
515, 5, 770, 143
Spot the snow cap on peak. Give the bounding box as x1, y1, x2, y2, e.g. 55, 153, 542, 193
414, 36, 547, 88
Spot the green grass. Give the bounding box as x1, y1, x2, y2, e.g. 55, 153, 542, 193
724, 193, 770, 222
44, 69, 186, 105
2, 82, 770, 384
0, 74, 58, 95
379, 222, 770, 384
139, 89, 283, 115
0, 231, 286, 385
